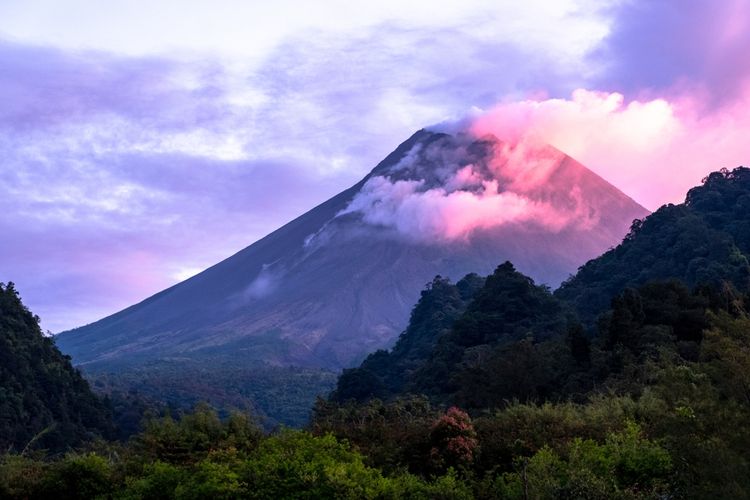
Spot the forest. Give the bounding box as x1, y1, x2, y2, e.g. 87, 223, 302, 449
2, 167, 750, 498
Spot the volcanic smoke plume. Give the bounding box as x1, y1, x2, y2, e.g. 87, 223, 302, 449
340, 132, 600, 242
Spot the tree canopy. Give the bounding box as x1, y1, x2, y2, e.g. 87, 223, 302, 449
0, 283, 112, 453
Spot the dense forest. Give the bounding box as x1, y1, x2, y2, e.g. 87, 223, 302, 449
2, 167, 750, 498
557, 167, 750, 320
0, 282, 112, 452
86, 359, 336, 431
321, 167, 750, 497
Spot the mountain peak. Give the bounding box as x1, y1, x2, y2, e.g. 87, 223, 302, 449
342, 131, 642, 243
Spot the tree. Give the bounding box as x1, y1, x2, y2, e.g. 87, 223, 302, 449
428, 407, 478, 472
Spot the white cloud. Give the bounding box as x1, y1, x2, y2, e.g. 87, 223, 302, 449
0, 0, 611, 59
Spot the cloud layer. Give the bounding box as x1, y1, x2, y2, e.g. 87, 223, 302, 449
594, 0, 750, 102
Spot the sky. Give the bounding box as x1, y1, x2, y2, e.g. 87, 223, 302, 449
1, 0, 748, 332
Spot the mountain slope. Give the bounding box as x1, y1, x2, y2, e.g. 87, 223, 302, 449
56, 129, 648, 370
0, 283, 111, 452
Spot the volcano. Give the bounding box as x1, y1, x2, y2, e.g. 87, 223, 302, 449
56, 129, 648, 370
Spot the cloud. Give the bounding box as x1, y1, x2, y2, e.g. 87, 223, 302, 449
242, 265, 280, 300
340, 135, 599, 242
0, 0, 611, 58
244, 19, 602, 177
469, 88, 750, 210
0, 148, 348, 333
594, 0, 750, 103
0, 41, 230, 132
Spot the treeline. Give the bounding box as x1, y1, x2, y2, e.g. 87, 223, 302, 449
557, 167, 750, 319
86, 358, 337, 431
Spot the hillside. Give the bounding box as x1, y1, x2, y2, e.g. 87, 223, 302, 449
0, 283, 111, 452
557, 167, 750, 320
332, 273, 484, 402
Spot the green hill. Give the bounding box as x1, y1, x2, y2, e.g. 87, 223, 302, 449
0, 283, 112, 452
557, 167, 750, 321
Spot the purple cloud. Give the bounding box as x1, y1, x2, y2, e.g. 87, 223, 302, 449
0, 152, 349, 333
0, 41, 232, 132
594, 0, 750, 102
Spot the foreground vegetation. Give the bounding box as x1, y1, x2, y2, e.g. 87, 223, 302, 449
0, 405, 476, 499
5, 323, 749, 500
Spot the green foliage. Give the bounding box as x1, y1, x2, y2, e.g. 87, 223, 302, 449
0, 454, 46, 498
701, 311, 750, 404
0, 282, 112, 452
241, 430, 387, 499
40, 453, 114, 500
0, 405, 472, 499
121, 461, 188, 500
558, 167, 750, 321
86, 358, 337, 432
490, 423, 671, 499
178, 458, 243, 499
133, 403, 262, 464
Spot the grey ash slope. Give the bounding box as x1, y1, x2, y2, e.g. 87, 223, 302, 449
56, 129, 648, 370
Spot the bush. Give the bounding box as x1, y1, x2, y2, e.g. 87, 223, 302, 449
41, 453, 113, 500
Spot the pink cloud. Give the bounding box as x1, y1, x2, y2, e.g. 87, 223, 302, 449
470, 87, 750, 210
341, 137, 600, 242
